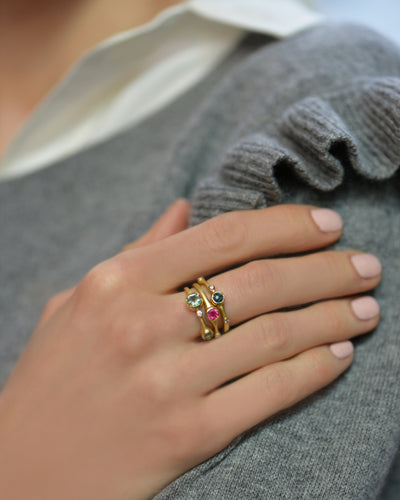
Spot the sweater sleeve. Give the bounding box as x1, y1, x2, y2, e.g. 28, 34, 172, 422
154, 24, 400, 499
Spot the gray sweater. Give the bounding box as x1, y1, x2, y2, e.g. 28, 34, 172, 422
0, 24, 399, 499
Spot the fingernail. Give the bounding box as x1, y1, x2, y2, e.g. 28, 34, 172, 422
330, 341, 354, 360
311, 209, 343, 232
351, 296, 380, 320
351, 254, 382, 279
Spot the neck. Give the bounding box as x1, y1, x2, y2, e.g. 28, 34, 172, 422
0, 0, 184, 155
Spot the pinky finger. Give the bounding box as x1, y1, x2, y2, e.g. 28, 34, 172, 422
203, 342, 353, 451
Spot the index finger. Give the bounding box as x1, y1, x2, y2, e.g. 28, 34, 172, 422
119, 205, 343, 292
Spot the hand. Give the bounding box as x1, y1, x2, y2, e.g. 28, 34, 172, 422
0, 205, 381, 500
35, 198, 191, 329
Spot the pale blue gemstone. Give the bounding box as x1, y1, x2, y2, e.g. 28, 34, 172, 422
187, 293, 202, 309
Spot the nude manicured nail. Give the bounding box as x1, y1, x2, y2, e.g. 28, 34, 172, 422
311, 209, 343, 232
351, 254, 382, 279
330, 341, 354, 360
351, 296, 380, 320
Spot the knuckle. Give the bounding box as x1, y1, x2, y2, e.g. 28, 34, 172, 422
240, 260, 282, 296
263, 365, 295, 406
78, 259, 126, 300
275, 205, 307, 239
254, 315, 290, 353
325, 302, 347, 335
277, 204, 302, 226
321, 251, 344, 278
306, 349, 330, 380
202, 212, 245, 254
263, 366, 285, 393
267, 315, 291, 352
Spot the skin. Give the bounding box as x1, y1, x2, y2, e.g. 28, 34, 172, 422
0, 0, 185, 155
0, 202, 381, 500
0, 2, 382, 497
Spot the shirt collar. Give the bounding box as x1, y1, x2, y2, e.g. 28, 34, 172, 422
1, 0, 322, 181
189, 0, 322, 37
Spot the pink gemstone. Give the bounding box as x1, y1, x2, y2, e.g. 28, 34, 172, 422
207, 308, 219, 321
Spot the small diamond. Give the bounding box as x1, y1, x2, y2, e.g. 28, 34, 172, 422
209, 285, 215, 291
186, 293, 202, 309
224, 319, 230, 324
212, 292, 224, 304
197, 310, 203, 318
207, 308, 219, 321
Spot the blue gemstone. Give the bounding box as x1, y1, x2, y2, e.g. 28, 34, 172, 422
212, 292, 224, 304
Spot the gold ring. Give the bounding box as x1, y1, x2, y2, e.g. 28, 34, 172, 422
196, 277, 230, 333
193, 283, 222, 338
184, 277, 230, 340
184, 287, 214, 341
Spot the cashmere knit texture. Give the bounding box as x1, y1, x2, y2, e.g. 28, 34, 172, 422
157, 25, 400, 500
0, 24, 399, 499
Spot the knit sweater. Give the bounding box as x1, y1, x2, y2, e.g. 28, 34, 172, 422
0, 24, 399, 499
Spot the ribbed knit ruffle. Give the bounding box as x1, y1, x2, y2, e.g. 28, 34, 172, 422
189, 76, 400, 225
162, 24, 400, 227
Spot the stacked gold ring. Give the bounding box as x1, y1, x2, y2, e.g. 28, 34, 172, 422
185, 277, 230, 340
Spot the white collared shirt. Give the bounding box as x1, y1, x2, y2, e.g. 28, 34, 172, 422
0, 0, 322, 182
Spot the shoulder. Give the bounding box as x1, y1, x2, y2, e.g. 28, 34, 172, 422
171, 23, 400, 225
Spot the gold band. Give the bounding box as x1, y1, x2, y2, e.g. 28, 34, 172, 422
184, 277, 230, 340
184, 287, 214, 341
193, 283, 222, 338
196, 277, 230, 333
